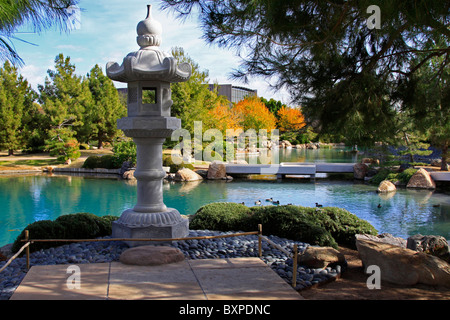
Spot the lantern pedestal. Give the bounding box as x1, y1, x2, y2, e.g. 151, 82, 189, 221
112, 208, 189, 246
111, 116, 189, 246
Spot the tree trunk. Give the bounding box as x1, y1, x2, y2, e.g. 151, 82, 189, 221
8, 149, 14, 156
97, 138, 103, 149
441, 145, 449, 171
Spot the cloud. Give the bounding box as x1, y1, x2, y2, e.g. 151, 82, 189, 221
55, 44, 84, 51
19, 62, 52, 90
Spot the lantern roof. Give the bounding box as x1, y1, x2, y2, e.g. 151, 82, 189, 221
106, 5, 191, 83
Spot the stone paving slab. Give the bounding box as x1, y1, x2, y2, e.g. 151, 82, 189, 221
11, 258, 303, 300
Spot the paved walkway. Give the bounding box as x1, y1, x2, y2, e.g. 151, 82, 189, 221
10, 258, 303, 300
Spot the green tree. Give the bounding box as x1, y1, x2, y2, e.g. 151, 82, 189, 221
398, 44, 450, 170
38, 53, 89, 160
170, 47, 227, 135
259, 97, 285, 120
0, 60, 36, 154
82, 64, 126, 148
161, 0, 450, 147
0, 0, 78, 66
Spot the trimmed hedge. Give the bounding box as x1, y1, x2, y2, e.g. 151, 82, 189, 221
190, 202, 252, 231
82, 155, 121, 169
12, 213, 119, 254
190, 203, 378, 249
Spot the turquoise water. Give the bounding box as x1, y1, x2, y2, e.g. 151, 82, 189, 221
1, 174, 449, 247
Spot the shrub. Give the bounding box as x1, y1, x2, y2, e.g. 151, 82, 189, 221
369, 168, 391, 185
82, 155, 101, 169
189, 203, 378, 249
98, 155, 118, 169
82, 155, 121, 169
12, 213, 119, 254
246, 205, 338, 248
163, 154, 195, 173
169, 163, 195, 173
369, 167, 418, 186
190, 202, 251, 231
11, 220, 66, 253
398, 168, 417, 184
307, 207, 377, 248
112, 140, 136, 167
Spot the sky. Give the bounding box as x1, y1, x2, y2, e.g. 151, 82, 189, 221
12, 0, 292, 104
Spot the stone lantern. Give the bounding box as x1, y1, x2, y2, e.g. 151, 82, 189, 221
106, 4, 191, 246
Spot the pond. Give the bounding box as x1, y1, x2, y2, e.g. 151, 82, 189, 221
1, 173, 449, 247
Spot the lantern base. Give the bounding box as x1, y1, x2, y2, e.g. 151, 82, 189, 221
112, 208, 189, 247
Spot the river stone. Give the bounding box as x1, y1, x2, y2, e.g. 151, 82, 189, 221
406, 168, 436, 189
356, 239, 450, 287
297, 246, 346, 269
120, 245, 185, 266
377, 180, 396, 193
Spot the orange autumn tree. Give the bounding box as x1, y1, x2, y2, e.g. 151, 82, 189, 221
208, 103, 242, 134
277, 106, 306, 132
233, 96, 277, 131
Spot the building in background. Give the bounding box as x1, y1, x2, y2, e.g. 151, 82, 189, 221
118, 84, 258, 105
208, 84, 257, 104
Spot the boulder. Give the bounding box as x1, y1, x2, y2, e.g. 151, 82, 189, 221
207, 160, 227, 180
174, 168, 203, 182
120, 245, 185, 266
406, 168, 436, 189
123, 170, 136, 180
120, 161, 134, 176
361, 158, 380, 165
353, 163, 368, 180
356, 239, 450, 287
297, 246, 346, 269
356, 233, 406, 248
407, 234, 450, 263
282, 140, 292, 147
377, 180, 396, 193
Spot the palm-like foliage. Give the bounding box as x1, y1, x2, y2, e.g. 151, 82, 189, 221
0, 0, 77, 66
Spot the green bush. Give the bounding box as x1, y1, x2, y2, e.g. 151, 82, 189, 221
190, 202, 252, 231
370, 167, 418, 185
163, 154, 195, 173
82, 155, 101, 169
98, 154, 118, 169
246, 205, 338, 248
398, 168, 417, 184
82, 155, 121, 169
170, 163, 195, 173
189, 203, 377, 249
307, 207, 377, 248
369, 168, 391, 185
12, 213, 119, 254
112, 140, 136, 167
11, 220, 66, 253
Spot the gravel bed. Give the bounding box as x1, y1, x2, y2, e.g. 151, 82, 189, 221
0, 230, 345, 300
